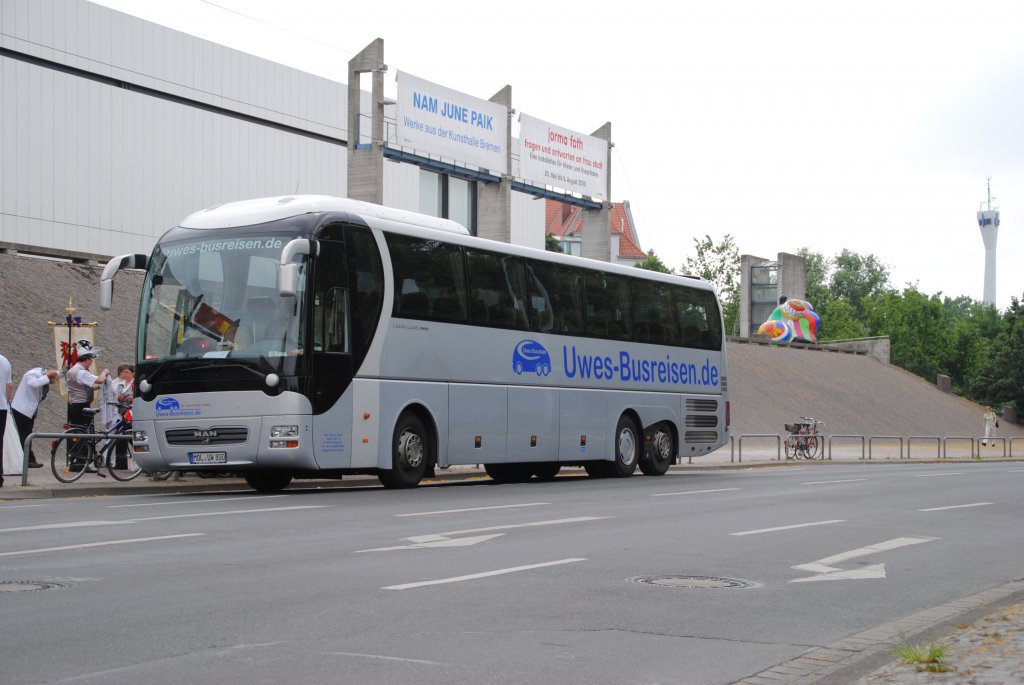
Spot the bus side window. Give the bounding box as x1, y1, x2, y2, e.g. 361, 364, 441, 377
324, 287, 350, 353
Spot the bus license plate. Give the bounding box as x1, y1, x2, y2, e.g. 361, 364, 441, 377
188, 452, 227, 465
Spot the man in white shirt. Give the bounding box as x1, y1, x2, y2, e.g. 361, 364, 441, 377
0, 352, 11, 487
11, 367, 58, 468
66, 349, 110, 428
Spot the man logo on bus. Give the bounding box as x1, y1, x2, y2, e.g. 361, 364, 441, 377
512, 340, 552, 376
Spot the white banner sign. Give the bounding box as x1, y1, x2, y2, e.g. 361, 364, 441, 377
396, 71, 508, 174
517, 113, 608, 200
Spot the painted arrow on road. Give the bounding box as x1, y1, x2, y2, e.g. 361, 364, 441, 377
790, 536, 939, 582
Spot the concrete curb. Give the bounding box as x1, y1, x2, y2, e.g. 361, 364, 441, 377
736, 581, 1024, 684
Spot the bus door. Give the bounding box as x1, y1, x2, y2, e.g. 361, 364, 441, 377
310, 223, 385, 469
309, 236, 354, 467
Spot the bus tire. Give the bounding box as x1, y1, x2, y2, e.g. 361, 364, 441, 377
485, 463, 533, 483
639, 425, 674, 476
609, 415, 640, 478
531, 462, 561, 481
380, 412, 430, 489
243, 470, 293, 493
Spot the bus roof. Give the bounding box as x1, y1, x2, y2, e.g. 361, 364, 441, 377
178, 195, 470, 236
176, 194, 714, 295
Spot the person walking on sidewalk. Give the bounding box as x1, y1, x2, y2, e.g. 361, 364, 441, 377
11, 367, 59, 468
982, 406, 998, 447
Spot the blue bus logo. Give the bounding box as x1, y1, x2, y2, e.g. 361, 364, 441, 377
513, 340, 551, 376
155, 397, 181, 412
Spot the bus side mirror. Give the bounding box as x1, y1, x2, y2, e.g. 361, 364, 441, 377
99, 254, 148, 310
278, 239, 317, 297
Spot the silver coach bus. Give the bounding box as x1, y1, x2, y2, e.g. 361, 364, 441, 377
100, 196, 729, 492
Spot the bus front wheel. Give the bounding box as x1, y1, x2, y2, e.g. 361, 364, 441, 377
380, 413, 430, 489
609, 415, 640, 478
243, 470, 293, 493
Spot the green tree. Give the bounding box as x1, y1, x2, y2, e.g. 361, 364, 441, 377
969, 294, 1024, 412
862, 287, 954, 382
817, 298, 868, 340
797, 248, 830, 310
683, 234, 740, 334
634, 249, 674, 274
544, 233, 563, 253
830, 249, 891, 313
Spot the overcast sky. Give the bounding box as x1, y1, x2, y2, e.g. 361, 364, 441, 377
91, 0, 1024, 309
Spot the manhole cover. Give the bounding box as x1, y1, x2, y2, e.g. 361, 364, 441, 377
0, 580, 67, 593
626, 575, 761, 589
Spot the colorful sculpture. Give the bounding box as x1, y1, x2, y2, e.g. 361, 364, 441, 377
757, 298, 820, 343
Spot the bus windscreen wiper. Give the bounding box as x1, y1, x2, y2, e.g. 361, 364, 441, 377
179, 362, 268, 380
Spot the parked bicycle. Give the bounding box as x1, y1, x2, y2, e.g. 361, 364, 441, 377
785, 416, 825, 459
50, 404, 143, 483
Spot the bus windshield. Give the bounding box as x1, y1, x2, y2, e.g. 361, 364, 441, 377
139, 233, 306, 369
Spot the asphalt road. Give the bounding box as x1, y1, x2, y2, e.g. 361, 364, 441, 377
2, 462, 1022, 685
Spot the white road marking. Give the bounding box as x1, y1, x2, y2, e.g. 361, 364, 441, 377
0, 505, 327, 533
107, 495, 287, 508
918, 502, 993, 512
791, 536, 938, 582
0, 533, 205, 557
122, 505, 328, 522
0, 520, 135, 533
356, 516, 608, 553
801, 478, 868, 485
0, 503, 50, 509
730, 520, 846, 536
430, 516, 609, 538
913, 472, 964, 478
651, 488, 739, 497
395, 502, 549, 517
383, 558, 586, 590
359, 534, 506, 552
325, 652, 449, 666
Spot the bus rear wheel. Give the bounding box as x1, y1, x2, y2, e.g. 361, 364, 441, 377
380, 412, 430, 489
639, 425, 674, 476
243, 470, 293, 493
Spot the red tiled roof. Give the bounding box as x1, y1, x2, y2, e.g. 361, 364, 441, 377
545, 199, 645, 258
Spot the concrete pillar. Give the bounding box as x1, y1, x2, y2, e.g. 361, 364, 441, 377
477, 85, 512, 242
777, 252, 807, 303
347, 39, 385, 205
739, 254, 767, 338
581, 122, 612, 262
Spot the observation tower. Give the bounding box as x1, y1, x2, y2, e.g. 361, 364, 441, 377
976, 179, 1000, 306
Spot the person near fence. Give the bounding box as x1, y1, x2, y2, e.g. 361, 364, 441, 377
104, 364, 134, 469
11, 367, 59, 468
982, 406, 998, 447
66, 348, 110, 472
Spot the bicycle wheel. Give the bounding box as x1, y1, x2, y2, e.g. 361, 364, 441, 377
785, 435, 797, 459
50, 429, 93, 484
104, 438, 143, 481
803, 436, 819, 459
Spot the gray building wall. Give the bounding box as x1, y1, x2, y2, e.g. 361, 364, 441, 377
1, 0, 347, 262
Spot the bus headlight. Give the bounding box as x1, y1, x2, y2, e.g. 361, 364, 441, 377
133, 430, 149, 452
271, 425, 299, 438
